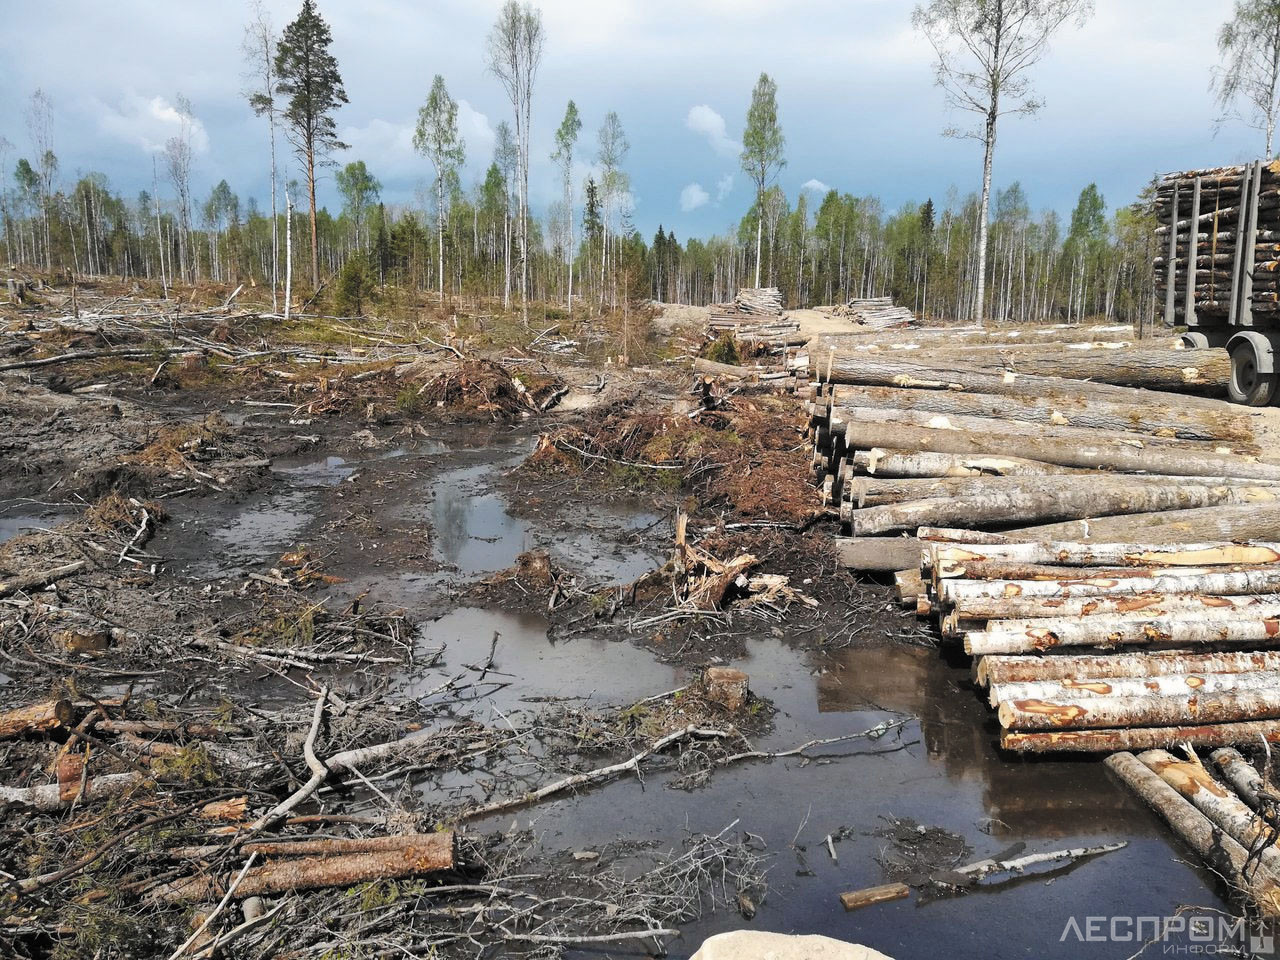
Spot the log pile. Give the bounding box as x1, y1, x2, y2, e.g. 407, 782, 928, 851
1155, 160, 1280, 322
900, 529, 1280, 754
832, 297, 916, 329
706, 287, 800, 352
804, 335, 1280, 537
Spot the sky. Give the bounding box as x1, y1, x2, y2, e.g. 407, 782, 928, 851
0, 0, 1267, 241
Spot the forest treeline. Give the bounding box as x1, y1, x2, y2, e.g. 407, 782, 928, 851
14, 0, 1277, 327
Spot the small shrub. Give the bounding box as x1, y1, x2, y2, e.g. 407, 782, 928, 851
704, 333, 740, 365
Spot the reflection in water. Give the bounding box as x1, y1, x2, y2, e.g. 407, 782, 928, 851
816, 642, 1140, 837
0, 509, 67, 543
408, 606, 684, 711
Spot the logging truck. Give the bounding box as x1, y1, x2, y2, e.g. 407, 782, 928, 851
1158, 160, 1280, 405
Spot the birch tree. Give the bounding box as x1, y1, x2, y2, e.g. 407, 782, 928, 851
275, 0, 348, 289
740, 74, 785, 290
1214, 0, 1280, 157
164, 95, 196, 282
25, 90, 55, 271
486, 0, 543, 322
551, 100, 581, 314
494, 121, 517, 309
413, 75, 465, 302
596, 111, 629, 307
243, 0, 281, 310
913, 0, 1091, 320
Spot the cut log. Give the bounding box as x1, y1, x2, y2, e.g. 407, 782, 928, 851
976, 649, 1280, 687
930, 541, 1280, 569
998, 690, 1280, 731
831, 537, 922, 573
849, 448, 1082, 478
0, 699, 73, 739
842, 420, 1280, 482
845, 482, 1280, 535
952, 592, 1280, 623
1211, 748, 1267, 810
1020, 503, 1280, 543
1009, 720, 1280, 752
990, 671, 1280, 707
836, 405, 1255, 455
922, 346, 1233, 392
965, 611, 1280, 655
940, 568, 1280, 605
0, 772, 144, 812
820, 356, 1241, 410
0, 560, 88, 599
157, 832, 455, 900
1103, 751, 1280, 914
1138, 749, 1280, 877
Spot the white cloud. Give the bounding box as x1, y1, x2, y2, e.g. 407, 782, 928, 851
716, 173, 734, 202
456, 99, 494, 163
97, 94, 209, 154
801, 178, 831, 194
680, 182, 709, 212
686, 105, 740, 158
339, 117, 417, 178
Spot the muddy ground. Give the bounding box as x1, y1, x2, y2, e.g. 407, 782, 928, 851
0, 281, 1238, 958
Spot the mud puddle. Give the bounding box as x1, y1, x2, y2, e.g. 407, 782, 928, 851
0, 504, 70, 543
429, 634, 1228, 959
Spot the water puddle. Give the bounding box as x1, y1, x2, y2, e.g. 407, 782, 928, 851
424, 458, 665, 581
0, 509, 67, 543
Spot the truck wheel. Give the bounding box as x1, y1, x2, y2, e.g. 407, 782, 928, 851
1229, 339, 1278, 405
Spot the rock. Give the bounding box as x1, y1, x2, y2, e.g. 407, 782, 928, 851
690, 931, 894, 960
242, 896, 266, 922
704, 666, 750, 711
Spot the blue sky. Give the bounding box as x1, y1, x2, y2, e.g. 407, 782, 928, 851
0, 0, 1265, 240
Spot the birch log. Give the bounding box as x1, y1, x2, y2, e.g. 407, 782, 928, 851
846, 483, 1280, 535
1103, 751, 1280, 915
1138, 749, 1280, 876
977, 649, 1280, 686
1017, 503, 1280, 543
990, 671, 1280, 707
998, 691, 1280, 731
965, 612, 1280, 655
952, 592, 1280, 623
849, 448, 1084, 478
930, 541, 1280, 569
1211, 748, 1268, 810
940, 569, 1280, 605
842, 421, 1280, 482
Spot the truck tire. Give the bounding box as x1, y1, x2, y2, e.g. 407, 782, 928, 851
1229, 338, 1278, 405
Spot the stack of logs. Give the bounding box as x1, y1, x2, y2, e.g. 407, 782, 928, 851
832, 297, 917, 329
1155, 160, 1280, 320
804, 337, 1279, 543
900, 529, 1280, 753
706, 287, 800, 353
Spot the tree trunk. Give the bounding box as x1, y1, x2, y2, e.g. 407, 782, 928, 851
1000, 690, 1280, 731
844, 480, 1279, 536
976, 649, 1280, 687
955, 592, 1280, 627
991, 670, 1280, 708
846, 449, 1083, 479
967, 611, 1280, 656
823, 383, 1258, 443
930, 541, 1280, 570
842, 420, 1280, 483
1210, 747, 1266, 810
306, 142, 319, 289
1102, 751, 1280, 915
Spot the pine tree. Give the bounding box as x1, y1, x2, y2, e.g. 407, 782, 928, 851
275, 0, 348, 289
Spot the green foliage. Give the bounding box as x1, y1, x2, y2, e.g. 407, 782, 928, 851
334, 251, 375, 315
704, 333, 741, 365
274, 0, 349, 159
741, 72, 785, 196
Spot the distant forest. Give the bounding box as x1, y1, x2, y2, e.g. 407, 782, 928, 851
6, 0, 1278, 327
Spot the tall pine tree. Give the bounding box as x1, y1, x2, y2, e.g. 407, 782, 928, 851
275, 0, 348, 289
